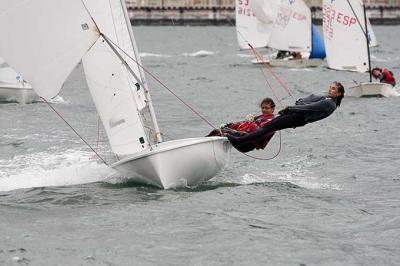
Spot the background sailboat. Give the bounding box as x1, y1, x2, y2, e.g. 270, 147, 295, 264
322, 0, 393, 97
0, 0, 230, 189
266, 0, 325, 67
240, 0, 325, 67
0, 56, 38, 103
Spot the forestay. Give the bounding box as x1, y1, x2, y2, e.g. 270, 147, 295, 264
268, 0, 311, 52
236, 0, 271, 49
322, 0, 369, 72
0, 0, 99, 99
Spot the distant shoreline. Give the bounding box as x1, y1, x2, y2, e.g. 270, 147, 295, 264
128, 6, 400, 26
131, 18, 400, 26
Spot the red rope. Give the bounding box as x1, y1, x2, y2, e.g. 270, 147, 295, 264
249, 45, 284, 108
248, 44, 295, 100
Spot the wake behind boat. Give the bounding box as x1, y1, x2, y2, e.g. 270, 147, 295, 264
0, 0, 231, 189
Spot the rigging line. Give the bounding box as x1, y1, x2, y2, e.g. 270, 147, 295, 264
240, 131, 282, 160
229, 18, 295, 100
230, 18, 284, 105
249, 45, 284, 108
346, 0, 367, 38
41, 97, 109, 166
229, 19, 284, 160
248, 44, 295, 100
101, 33, 217, 130
95, 115, 101, 154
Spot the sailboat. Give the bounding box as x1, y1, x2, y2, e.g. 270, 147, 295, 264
236, 0, 325, 67
322, 0, 393, 97
0, 0, 231, 189
266, 0, 326, 68
0, 56, 39, 103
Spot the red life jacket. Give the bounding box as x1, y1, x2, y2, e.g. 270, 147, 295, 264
383, 68, 396, 86
228, 114, 274, 134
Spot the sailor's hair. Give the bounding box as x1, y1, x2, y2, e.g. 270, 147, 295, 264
372, 67, 382, 72
333, 81, 345, 107
260, 97, 275, 109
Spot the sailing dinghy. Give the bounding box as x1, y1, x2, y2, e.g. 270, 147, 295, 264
322, 0, 394, 97
239, 0, 325, 67
0, 0, 231, 189
0, 57, 38, 103
266, 0, 325, 68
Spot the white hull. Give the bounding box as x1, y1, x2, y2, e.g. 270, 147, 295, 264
111, 137, 231, 189
268, 58, 323, 68
0, 82, 39, 103
349, 82, 396, 97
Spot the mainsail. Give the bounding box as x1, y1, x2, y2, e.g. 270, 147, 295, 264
268, 0, 311, 52
322, 0, 369, 72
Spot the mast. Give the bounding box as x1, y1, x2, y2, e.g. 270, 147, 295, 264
363, 4, 372, 82
119, 0, 162, 143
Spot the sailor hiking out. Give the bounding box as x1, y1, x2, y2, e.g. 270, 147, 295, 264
225, 81, 345, 153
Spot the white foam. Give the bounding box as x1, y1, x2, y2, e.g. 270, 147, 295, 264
0, 149, 118, 192
139, 52, 171, 58
48, 95, 67, 103
237, 54, 254, 58
181, 50, 217, 57
225, 156, 342, 190
389, 86, 400, 97
288, 68, 314, 72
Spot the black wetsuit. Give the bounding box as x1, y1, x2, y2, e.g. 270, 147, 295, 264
227, 94, 338, 150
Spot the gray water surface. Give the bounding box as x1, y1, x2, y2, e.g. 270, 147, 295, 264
1, 26, 400, 265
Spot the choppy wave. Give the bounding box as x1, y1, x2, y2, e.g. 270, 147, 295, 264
0, 149, 117, 192
139, 52, 172, 58
181, 50, 217, 57
219, 155, 342, 190
48, 95, 66, 103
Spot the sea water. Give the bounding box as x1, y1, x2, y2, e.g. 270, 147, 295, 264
1, 26, 400, 265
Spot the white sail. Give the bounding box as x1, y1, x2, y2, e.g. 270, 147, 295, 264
367, 17, 378, 47
82, 0, 152, 156
322, 0, 369, 72
0, 57, 21, 84
236, 0, 271, 49
268, 0, 311, 52
0, 0, 99, 99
